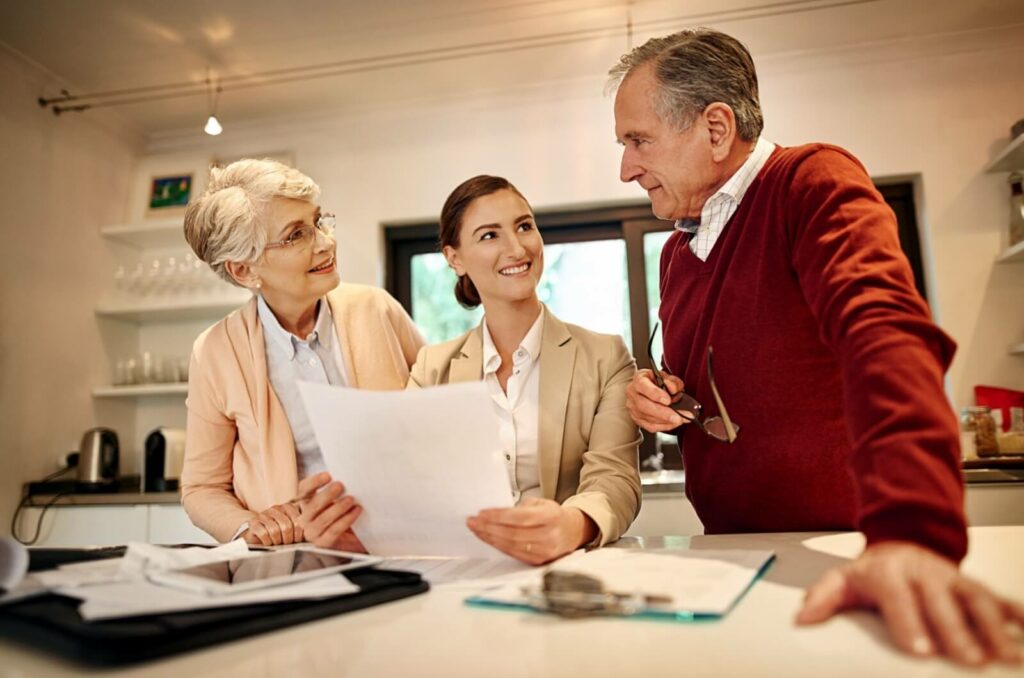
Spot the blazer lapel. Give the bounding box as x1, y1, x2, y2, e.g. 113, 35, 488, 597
449, 325, 484, 383
537, 310, 575, 499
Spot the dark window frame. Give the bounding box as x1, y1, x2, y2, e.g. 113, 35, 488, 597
383, 181, 925, 469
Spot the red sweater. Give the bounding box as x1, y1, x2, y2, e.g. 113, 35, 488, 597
659, 144, 967, 562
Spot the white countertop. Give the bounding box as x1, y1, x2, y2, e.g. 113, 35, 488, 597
1, 526, 1021, 677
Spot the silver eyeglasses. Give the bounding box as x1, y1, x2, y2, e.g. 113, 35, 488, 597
264, 212, 336, 252
646, 323, 740, 443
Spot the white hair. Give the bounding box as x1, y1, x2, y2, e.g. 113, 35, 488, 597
183, 158, 321, 286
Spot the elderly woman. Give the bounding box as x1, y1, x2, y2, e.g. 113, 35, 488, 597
181, 158, 424, 547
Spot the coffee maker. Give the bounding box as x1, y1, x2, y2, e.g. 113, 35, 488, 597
143, 428, 186, 492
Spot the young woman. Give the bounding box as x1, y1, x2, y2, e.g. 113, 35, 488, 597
407, 175, 641, 564
181, 159, 423, 548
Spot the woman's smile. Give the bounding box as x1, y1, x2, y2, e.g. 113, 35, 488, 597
308, 255, 336, 274
498, 261, 531, 276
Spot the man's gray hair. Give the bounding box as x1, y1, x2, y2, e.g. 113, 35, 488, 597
183, 158, 320, 286
607, 28, 764, 142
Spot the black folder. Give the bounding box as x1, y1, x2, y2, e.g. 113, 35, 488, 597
0, 548, 428, 667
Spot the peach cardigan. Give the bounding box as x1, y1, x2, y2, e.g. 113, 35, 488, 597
407, 309, 642, 546
181, 283, 425, 542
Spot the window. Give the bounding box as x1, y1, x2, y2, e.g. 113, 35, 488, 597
384, 182, 923, 471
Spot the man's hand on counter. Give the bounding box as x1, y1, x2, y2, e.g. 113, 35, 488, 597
795, 541, 1024, 667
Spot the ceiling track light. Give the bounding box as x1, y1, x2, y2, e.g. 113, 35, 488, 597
34, 0, 877, 117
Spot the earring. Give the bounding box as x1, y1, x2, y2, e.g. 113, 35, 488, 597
254, 280, 262, 289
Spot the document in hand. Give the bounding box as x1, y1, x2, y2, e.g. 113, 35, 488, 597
299, 381, 514, 558
466, 548, 775, 620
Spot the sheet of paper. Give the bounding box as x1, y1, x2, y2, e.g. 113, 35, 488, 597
66, 574, 358, 620
473, 548, 774, 616
384, 557, 535, 587
52, 541, 359, 620
299, 381, 514, 558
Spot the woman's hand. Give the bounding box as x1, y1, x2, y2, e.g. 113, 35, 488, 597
466, 497, 598, 565
294, 472, 367, 553
242, 503, 303, 546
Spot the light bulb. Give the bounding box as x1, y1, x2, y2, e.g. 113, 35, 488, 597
204, 115, 223, 136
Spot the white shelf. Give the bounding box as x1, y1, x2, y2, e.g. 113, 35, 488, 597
985, 134, 1024, 173
95, 296, 250, 323
995, 239, 1024, 264
93, 383, 188, 398
101, 218, 185, 250
1011, 342, 1024, 357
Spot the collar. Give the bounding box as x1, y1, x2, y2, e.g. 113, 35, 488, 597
481, 306, 545, 376
257, 294, 333, 360
674, 136, 775, 233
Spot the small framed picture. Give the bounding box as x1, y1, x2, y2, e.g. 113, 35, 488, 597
147, 174, 193, 214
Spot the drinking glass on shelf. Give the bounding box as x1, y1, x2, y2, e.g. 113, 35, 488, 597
177, 356, 190, 383
127, 262, 146, 298
162, 255, 180, 295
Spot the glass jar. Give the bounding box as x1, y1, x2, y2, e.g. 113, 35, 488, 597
961, 406, 999, 458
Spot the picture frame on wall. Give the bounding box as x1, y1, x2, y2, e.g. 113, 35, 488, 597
146, 174, 193, 216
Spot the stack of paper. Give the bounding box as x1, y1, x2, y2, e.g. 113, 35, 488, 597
42, 541, 358, 621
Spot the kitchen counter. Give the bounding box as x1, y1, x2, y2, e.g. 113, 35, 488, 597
25, 491, 181, 506
640, 467, 1024, 495
1, 526, 1020, 677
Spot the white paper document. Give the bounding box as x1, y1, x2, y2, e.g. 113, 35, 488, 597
54, 541, 359, 620
299, 381, 514, 558
471, 548, 775, 617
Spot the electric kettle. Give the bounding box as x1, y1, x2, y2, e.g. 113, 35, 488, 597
77, 427, 119, 487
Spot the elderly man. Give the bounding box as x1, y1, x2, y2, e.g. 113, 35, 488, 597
611, 29, 1022, 666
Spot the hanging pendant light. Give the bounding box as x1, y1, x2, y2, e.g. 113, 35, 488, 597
204, 74, 223, 136
204, 114, 223, 136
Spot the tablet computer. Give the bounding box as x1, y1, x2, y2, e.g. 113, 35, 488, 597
146, 547, 380, 595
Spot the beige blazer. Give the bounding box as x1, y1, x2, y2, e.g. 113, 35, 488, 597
181, 283, 425, 542
407, 309, 642, 546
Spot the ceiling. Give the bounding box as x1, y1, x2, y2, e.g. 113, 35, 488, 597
2, 0, 1022, 138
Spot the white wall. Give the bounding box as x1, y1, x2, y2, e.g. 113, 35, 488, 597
147, 24, 1024, 412
0, 45, 140, 535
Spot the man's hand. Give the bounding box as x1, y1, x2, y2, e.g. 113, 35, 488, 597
294, 472, 367, 553
797, 541, 1024, 666
466, 498, 597, 566
625, 368, 690, 432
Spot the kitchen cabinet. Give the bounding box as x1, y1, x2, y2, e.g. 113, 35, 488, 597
16, 502, 214, 547
95, 216, 249, 473
985, 133, 1024, 358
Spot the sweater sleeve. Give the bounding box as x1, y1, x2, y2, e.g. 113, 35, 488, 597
180, 341, 257, 543
786, 147, 966, 562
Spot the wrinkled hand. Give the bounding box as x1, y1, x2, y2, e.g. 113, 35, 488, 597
242, 503, 303, 546
466, 497, 597, 566
294, 472, 367, 553
797, 541, 1024, 667
625, 368, 690, 433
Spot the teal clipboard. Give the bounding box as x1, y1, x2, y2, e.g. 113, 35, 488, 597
464, 552, 775, 622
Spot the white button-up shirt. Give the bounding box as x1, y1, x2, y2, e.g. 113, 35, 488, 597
257, 295, 348, 479
676, 136, 775, 260
481, 309, 544, 504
